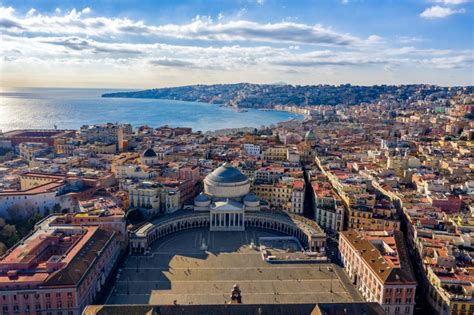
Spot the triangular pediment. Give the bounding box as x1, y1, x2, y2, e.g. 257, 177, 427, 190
211, 199, 244, 211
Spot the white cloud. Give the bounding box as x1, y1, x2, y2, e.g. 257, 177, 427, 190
82, 7, 91, 14
434, 0, 469, 4
26, 8, 36, 17
0, 6, 14, 16
0, 6, 472, 86
0, 8, 377, 47
420, 6, 465, 18
397, 36, 425, 44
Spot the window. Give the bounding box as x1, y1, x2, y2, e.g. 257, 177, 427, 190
405, 306, 410, 313
45, 293, 50, 299
56, 292, 61, 298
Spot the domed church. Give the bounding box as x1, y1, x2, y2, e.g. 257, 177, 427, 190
194, 163, 260, 231
141, 148, 158, 166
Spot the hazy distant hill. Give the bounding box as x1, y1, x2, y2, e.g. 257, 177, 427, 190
102, 83, 464, 108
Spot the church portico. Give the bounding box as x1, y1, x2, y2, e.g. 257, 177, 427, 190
210, 212, 245, 231
210, 199, 245, 231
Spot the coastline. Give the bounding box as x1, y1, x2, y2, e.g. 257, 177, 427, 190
0, 88, 303, 133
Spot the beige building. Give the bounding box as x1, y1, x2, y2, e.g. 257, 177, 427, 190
254, 178, 305, 214
160, 187, 181, 214
348, 206, 400, 231
263, 146, 288, 161
128, 181, 161, 216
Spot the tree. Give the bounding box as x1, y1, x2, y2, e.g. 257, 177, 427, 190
0, 224, 19, 248
0, 242, 6, 256
53, 203, 61, 213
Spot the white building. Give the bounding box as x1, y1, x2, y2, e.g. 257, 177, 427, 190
291, 181, 305, 214
194, 163, 260, 231
243, 143, 261, 157
313, 190, 344, 233
115, 165, 156, 179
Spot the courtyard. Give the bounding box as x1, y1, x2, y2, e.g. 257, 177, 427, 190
105, 228, 362, 305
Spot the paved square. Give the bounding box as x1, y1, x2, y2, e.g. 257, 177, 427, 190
106, 228, 362, 305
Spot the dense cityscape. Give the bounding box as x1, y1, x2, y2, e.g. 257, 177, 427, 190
102, 83, 474, 109
1, 0, 473, 313
0, 85, 471, 314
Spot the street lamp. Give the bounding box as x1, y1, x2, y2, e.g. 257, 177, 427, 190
126, 276, 130, 295
327, 266, 333, 293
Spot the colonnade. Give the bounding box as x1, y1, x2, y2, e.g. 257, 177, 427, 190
130, 212, 325, 254
210, 212, 244, 231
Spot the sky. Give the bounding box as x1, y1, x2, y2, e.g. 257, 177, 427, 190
0, 0, 473, 88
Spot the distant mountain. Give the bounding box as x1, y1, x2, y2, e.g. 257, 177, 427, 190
102, 83, 468, 108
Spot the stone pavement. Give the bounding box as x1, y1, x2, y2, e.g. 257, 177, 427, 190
105, 228, 363, 305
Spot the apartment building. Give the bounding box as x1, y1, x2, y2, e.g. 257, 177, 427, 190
339, 230, 417, 315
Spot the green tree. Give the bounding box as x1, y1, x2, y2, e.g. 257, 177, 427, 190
0, 242, 6, 256
53, 203, 61, 213
0, 224, 19, 248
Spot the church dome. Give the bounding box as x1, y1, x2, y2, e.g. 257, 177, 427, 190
194, 193, 211, 207
195, 193, 210, 202
142, 148, 157, 157
206, 163, 248, 184
243, 193, 258, 202
204, 163, 250, 198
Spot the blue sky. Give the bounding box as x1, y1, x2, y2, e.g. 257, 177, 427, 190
1, 0, 473, 88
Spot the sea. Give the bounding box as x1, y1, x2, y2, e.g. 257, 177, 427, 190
0, 88, 301, 133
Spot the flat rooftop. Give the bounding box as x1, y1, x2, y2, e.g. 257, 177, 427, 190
0, 220, 103, 286
106, 228, 362, 305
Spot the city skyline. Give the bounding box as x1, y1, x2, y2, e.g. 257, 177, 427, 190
1, 0, 473, 88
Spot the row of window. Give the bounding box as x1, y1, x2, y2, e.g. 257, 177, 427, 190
2, 292, 73, 301
384, 305, 411, 314
385, 297, 412, 304
2, 303, 74, 313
